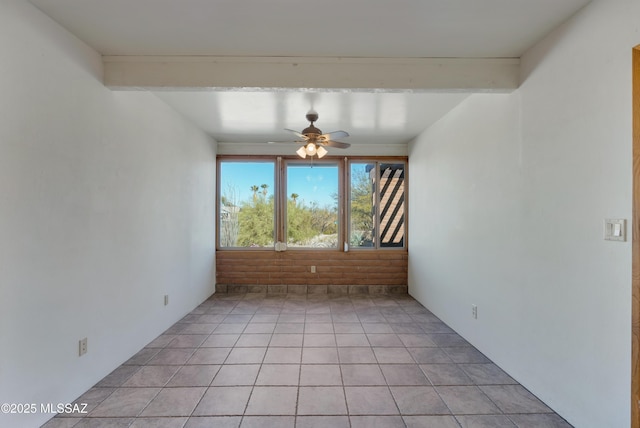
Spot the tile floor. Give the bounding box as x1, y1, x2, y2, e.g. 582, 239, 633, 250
43, 292, 572, 428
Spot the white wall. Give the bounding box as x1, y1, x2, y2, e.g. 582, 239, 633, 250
0, 1, 217, 427
408, 1, 637, 427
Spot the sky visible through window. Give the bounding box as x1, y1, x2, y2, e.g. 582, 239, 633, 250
221, 161, 338, 207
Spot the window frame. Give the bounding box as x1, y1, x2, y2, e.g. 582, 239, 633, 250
216, 156, 278, 251
347, 159, 408, 251
216, 155, 407, 251
283, 158, 343, 251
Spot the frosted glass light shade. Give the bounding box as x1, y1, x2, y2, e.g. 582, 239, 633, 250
296, 146, 307, 158
296, 142, 328, 159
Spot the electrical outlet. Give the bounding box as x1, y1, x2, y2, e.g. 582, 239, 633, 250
310, 266, 316, 273
472, 305, 478, 319
164, 295, 169, 306
79, 338, 88, 356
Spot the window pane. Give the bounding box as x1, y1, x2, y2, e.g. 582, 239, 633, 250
378, 163, 405, 247
349, 163, 375, 248
286, 163, 339, 248
219, 161, 275, 248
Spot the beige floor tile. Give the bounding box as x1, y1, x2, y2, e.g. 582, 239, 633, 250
192, 387, 252, 416
295, 416, 349, 428
373, 347, 414, 364
301, 347, 339, 364
403, 416, 461, 428
300, 365, 342, 386
225, 347, 267, 364
122, 366, 180, 387
456, 415, 517, 428
480, 385, 553, 414
188, 347, 231, 365
345, 387, 399, 415
350, 416, 405, 428
390, 386, 450, 415
256, 364, 300, 386
241, 416, 295, 427
263, 347, 302, 364
129, 417, 188, 428
297, 387, 347, 415
341, 364, 386, 386
166, 365, 220, 387
245, 386, 298, 415
269, 334, 303, 347
139, 387, 205, 417
436, 386, 501, 415
90, 388, 160, 417
381, 364, 430, 386
185, 416, 241, 428
212, 365, 260, 386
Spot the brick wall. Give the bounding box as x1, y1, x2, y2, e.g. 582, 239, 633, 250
216, 250, 407, 287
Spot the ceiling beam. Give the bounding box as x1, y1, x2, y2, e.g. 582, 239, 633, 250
103, 56, 519, 92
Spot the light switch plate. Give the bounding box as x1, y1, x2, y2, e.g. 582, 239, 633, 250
604, 218, 626, 241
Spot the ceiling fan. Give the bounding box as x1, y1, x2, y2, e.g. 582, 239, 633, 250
272, 111, 350, 158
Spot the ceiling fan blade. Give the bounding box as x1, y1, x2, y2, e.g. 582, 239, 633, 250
284, 128, 307, 139
267, 140, 305, 144
320, 130, 349, 140
326, 140, 351, 149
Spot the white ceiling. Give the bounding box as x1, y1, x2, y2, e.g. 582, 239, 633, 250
29, 0, 591, 146
28, 0, 591, 58
154, 91, 469, 145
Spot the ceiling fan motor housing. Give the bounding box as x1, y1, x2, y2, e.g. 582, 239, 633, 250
303, 112, 322, 137
284, 111, 349, 151
302, 124, 322, 136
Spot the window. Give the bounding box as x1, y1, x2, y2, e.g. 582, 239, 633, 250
286, 162, 339, 248
378, 163, 406, 247
218, 161, 275, 248
217, 157, 406, 250
349, 163, 375, 248
349, 162, 406, 249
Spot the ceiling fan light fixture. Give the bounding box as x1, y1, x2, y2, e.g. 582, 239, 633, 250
286, 111, 350, 159
305, 142, 317, 156
316, 146, 328, 158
